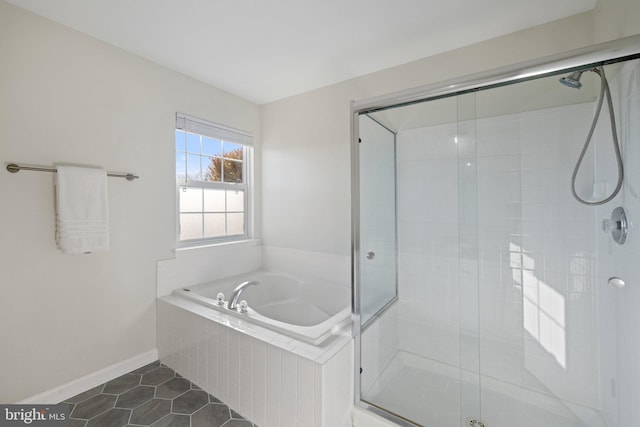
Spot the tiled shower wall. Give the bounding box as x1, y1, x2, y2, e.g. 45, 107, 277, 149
477, 102, 602, 418
594, 59, 640, 427
157, 298, 353, 427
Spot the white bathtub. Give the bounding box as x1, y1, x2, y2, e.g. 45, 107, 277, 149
172, 271, 351, 345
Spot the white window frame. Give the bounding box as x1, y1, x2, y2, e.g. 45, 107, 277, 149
175, 113, 253, 247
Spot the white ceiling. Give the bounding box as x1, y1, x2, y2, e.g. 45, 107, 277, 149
6, 0, 597, 104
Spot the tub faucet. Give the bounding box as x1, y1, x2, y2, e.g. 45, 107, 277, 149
228, 280, 260, 311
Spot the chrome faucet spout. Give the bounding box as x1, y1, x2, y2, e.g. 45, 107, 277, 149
227, 280, 260, 310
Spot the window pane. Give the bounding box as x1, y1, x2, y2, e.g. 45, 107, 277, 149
227, 190, 244, 211
176, 130, 186, 151
223, 159, 243, 183
223, 142, 243, 160
187, 132, 200, 153
202, 137, 222, 157
180, 213, 203, 240
203, 157, 221, 182
204, 213, 225, 238
179, 187, 203, 212
176, 152, 186, 182
227, 213, 245, 235
176, 119, 250, 244
187, 154, 202, 181
204, 189, 225, 212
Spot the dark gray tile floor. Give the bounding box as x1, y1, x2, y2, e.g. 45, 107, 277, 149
62, 361, 256, 427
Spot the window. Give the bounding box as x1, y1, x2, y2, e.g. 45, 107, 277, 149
175, 113, 253, 245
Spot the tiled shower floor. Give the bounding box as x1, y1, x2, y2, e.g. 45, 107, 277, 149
362, 351, 593, 427
63, 361, 256, 427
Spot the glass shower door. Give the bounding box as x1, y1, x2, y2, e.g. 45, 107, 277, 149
357, 93, 485, 427
456, 92, 482, 427
358, 114, 397, 326
470, 60, 640, 427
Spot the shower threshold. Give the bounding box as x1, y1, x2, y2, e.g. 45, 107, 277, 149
361, 351, 605, 427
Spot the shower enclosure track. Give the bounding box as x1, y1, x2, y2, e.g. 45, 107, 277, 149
352, 35, 640, 115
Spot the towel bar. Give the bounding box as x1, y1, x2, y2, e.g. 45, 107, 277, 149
6, 163, 139, 181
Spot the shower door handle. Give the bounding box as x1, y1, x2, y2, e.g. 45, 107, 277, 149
366, 251, 375, 260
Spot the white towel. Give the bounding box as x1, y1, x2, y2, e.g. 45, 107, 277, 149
55, 165, 109, 254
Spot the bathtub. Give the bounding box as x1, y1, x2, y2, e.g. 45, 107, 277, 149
172, 271, 351, 345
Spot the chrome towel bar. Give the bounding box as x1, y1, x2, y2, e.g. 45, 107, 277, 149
6, 163, 139, 181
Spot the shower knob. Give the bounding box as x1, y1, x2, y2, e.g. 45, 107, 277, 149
602, 207, 627, 244
366, 251, 375, 260
607, 207, 628, 245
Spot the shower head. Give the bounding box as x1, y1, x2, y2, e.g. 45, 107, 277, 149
559, 71, 584, 89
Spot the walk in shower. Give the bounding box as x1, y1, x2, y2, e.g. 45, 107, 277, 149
352, 35, 640, 427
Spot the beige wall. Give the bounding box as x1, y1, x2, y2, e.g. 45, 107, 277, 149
594, 0, 640, 42
0, 1, 260, 402
261, 0, 640, 259
260, 12, 596, 259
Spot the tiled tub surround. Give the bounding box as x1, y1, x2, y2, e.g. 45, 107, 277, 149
64, 361, 255, 427
157, 296, 353, 427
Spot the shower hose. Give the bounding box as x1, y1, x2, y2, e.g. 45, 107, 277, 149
571, 67, 624, 206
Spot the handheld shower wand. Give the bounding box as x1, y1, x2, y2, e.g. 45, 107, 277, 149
560, 67, 623, 206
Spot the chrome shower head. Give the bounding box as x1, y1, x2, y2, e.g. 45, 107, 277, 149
559, 71, 584, 89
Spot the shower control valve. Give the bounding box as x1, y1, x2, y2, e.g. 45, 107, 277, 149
602, 207, 628, 245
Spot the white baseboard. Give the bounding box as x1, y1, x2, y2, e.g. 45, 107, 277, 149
18, 349, 159, 404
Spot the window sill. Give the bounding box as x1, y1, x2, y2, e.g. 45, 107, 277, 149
174, 238, 260, 252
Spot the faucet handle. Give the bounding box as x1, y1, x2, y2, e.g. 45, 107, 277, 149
238, 300, 248, 313
216, 293, 225, 306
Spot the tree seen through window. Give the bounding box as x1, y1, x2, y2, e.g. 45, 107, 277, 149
206, 148, 243, 183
